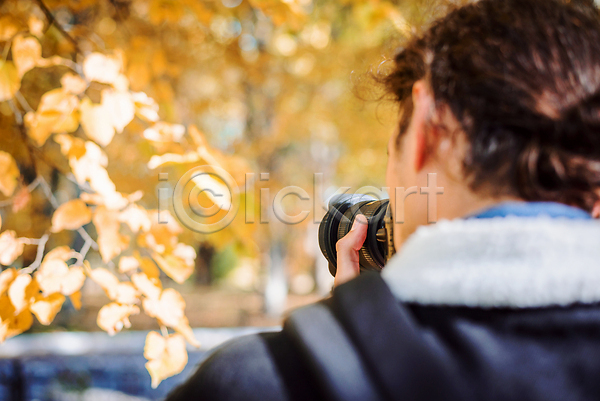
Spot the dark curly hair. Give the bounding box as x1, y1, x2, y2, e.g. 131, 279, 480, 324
384, 0, 600, 212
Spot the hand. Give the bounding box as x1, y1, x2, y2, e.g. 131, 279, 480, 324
334, 214, 368, 287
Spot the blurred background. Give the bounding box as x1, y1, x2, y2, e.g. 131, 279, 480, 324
0, 0, 466, 398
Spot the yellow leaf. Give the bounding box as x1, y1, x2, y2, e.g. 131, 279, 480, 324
144, 332, 188, 388
0, 231, 24, 266
147, 152, 201, 170
118, 256, 139, 274
51, 199, 92, 232
8, 274, 37, 314
35, 259, 85, 296
97, 302, 139, 335
61, 265, 86, 296
0, 61, 20, 102
139, 256, 160, 279
142, 288, 187, 329
12, 36, 42, 77
89, 267, 120, 299
80, 97, 116, 147
152, 252, 193, 284
54, 134, 86, 160
114, 282, 139, 305
102, 90, 134, 134
0, 151, 19, 197
131, 272, 162, 299
119, 204, 151, 233
25, 88, 79, 146
30, 293, 65, 325
11, 186, 30, 213
143, 122, 185, 142
90, 267, 139, 304
0, 268, 17, 297
61, 73, 87, 95
0, 16, 22, 41
28, 15, 45, 38
93, 207, 130, 262
69, 291, 82, 310
132, 92, 159, 122
64, 142, 128, 210
35, 259, 67, 295
83, 53, 121, 84
43, 246, 77, 262
173, 315, 200, 348
188, 125, 208, 149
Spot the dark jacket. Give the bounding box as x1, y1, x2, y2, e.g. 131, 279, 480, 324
167, 205, 600, 401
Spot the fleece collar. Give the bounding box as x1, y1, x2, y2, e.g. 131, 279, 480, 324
381, 217, 600, 308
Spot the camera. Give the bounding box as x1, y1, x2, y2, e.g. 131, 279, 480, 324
318, 194, 396, 277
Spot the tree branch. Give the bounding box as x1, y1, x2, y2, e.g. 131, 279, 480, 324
35, 0, 80, 53
20, 233, 50, 274
0, 177, 42, 208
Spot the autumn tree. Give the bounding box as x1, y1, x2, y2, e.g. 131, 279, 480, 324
0, 0, 453, 387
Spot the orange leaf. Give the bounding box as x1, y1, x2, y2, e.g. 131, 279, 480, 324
102, 89, 134, 134
11, 186, 31, 213
132, 92, 159, 122
97, 302, 139, 335
139, 256, 160, 279
119, 205, 151, 233
0, 151, 19, 197
30, 293, 65, 325
173, 315, 200, 348
12, 35, 41, 77
93, 207, 130, 262
24, 88, 79, 146
43, 246, 77, 262
80, 97, 116, 147
0, 61, 20, 102
35, 259, 85, 296
69, 290, 82, 310
141, 287, 199, 346
142, 288, 185, 328
0, 16, 22, 41
60, 73, 87, 95
83, 53, 121, 84
89, 267, 120, 299
0, 231, 24, 266
61, 265, 86, 296
131, 272, 162, 300
118, 256, 139, 274
152, 252, 193, 284
51, 199, 92, 232
1, 308, 33, 342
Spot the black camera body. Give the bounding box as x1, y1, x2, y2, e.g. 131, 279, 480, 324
318, 194, 396, 277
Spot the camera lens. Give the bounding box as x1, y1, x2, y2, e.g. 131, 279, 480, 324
318, 194, 392, 277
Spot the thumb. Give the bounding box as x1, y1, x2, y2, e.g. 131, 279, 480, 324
334, 214, 368, 287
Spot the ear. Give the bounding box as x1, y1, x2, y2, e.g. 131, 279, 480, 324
411, 80, 435, 172
593, 200, 600, 219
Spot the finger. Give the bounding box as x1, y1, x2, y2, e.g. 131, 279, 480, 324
334, 214, 368, 286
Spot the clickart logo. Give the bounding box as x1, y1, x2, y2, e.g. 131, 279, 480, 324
171, 165, 240, 234
160, 166, 444, 233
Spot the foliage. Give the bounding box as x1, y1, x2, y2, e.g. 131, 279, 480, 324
0, 0, 450, 388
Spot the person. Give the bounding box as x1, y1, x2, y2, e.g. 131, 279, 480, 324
167, 0, 600, 399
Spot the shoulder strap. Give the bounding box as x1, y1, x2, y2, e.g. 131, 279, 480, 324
330, 272, 465, 400
284, 302, 384, 401
284, 272, 465, 401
